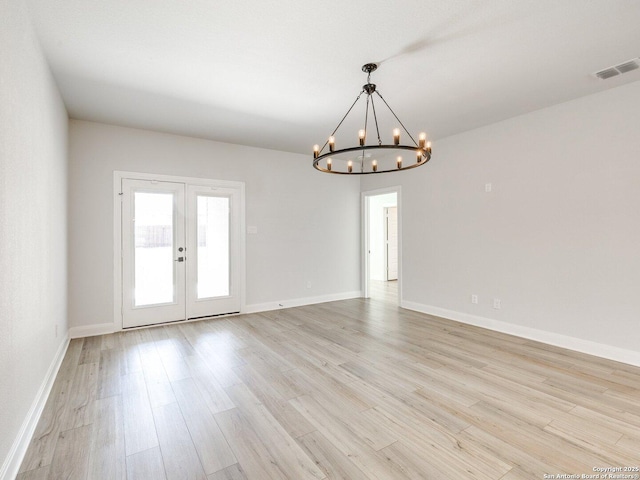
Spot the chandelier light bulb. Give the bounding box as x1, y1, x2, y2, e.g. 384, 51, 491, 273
372, 159, 378, 172
393, 128, 400, 145
348, 160, 353, 173
397, 156, 402, 169
419, 132, 427, 149
358, 129, 366, 146
426, 141, 432, 153
313, 144, 320, 159
329, 136, 335, 152
327, 158, 332, 171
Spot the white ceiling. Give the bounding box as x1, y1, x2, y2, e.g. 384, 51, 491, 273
25, 0, 640, 155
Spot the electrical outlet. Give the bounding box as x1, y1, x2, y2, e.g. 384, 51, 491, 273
493, 298, 501, 309
471, 294, 478, 304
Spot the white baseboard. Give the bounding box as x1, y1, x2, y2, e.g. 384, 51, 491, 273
402, 300, 640, 368
68, 322, 115, 339
0, 335, 70, 480
244, 290, 363, 314
68, 293, 363, 336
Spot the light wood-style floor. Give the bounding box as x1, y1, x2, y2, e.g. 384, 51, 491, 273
18, 298, 640, 479
369, 280, 398, 305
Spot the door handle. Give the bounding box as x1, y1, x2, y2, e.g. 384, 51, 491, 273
175, 257, 185, 262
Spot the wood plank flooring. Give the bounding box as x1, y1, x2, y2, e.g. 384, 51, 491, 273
18, 297, 640, 479
369, 280, 398, 305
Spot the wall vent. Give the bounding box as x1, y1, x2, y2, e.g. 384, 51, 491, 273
594, 58, 640, 80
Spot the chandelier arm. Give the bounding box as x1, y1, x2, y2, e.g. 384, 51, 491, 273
374, 91, 419, 147
370, 95, 383, 146
320, 90, 365, 153
362, 94, 371, 172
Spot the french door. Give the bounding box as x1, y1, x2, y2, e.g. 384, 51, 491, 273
121, 178, 241, 328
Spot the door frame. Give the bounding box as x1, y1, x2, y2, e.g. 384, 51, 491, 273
361, 186, 402, 304
113, 171, 246, 332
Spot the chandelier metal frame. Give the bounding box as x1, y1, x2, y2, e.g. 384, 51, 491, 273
312, 63, 432, 175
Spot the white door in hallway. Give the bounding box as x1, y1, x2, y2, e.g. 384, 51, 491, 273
121, 178, 241, 328
385, 206, 398, 281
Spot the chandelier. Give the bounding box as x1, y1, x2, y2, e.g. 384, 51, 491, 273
313, 63, 432, 174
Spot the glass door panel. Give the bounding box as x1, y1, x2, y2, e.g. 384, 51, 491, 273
187, 185, 240, 319
122, 179, 186, 328
196, 195, 230, 299
134, 192, 176, 306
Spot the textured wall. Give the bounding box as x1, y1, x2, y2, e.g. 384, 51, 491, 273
362, 80, 640, 357
0, 0, 68, 471
68, 120, 361, 328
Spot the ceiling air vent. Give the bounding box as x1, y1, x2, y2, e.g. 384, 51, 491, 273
594, 58, 640, 80
616, 60, 640, 74
595, 68, 619, 80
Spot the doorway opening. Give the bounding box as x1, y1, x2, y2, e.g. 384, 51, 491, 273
362, 187, 400, 305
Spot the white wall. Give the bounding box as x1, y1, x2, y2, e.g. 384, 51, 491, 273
0, 0, 69, 476
68, 120, 361, 330
361, 80, 640, 364
368, 193, 397, 281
